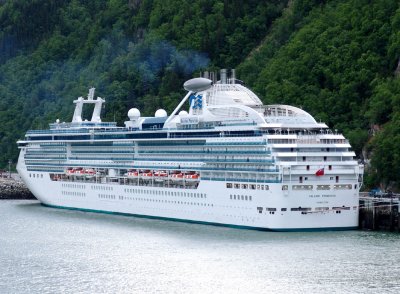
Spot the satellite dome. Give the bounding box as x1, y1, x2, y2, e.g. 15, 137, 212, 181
128, 108, 141, 120
179, 110, 189, 117
184, 78, 213, 92
155, 109, 167, 117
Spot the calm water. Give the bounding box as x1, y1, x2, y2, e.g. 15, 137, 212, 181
1, 201, 400, 294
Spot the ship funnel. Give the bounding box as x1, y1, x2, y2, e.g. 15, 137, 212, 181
220, 69, 227, 84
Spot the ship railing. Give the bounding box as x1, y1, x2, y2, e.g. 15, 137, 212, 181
49, 122, 117, 129
205, 141, 266, 146
136, 150, 271, 155
201, 177, 281, 183
66, 156, 275, 163
27, 129, 90, 135
26, 162, 280, 173
72, 151, 134, 154
132, 157, 275, 163
169, 133, 262, 139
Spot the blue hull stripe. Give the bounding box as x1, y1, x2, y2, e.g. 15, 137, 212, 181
42, 203, 358, 232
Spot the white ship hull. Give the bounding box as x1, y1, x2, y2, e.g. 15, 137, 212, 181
18, 167, 358, 231
17, 77, 363, 231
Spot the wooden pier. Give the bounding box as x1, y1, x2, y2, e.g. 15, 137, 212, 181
359, 193, 400, 232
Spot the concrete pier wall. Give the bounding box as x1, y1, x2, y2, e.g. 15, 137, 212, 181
359, 197, 400, 232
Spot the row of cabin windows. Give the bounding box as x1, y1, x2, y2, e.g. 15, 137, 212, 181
283, 184, 357, 190
92, 186, 113, 191
257, 206, 352, 214
229, 194, 252, 201
302, 157, 330, 161
99, 194, 116, 199
62, 183, 85, 189
124, 188, 206, 198
299, 176, 339, 183
226, 183, 269, 190
29, 173, 43, 178
291, 148, 332, 152
306, 165, 332, 170
61, 191, 85, 197
117, 195, 214, 207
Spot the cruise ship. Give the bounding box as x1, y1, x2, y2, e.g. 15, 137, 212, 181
17, 70, 364, 231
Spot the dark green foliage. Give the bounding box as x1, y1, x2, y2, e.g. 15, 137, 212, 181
239, 0, 400, 189
0, 0, 399, 188
0, 0, 286, 168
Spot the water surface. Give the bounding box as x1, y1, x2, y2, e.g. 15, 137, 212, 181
1, 200, 399, 293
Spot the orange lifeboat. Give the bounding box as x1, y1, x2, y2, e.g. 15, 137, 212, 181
185, 174, 199, 179
65, 167, 74, 175
85, 168, 96, 175
127, 169, 139, 177
154, 170, 168, 177
171, 171, 184, 180
184, 171, 199, 180
141, 170, 153, 178
73, 167, 84, 175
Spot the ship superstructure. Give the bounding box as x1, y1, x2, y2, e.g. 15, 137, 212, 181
17, 70, 364, 231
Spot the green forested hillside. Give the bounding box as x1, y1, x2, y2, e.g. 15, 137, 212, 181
0, 0, 399, 190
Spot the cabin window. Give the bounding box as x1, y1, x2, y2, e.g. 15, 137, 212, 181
324, 156, 327, 161
306, 165, 310, 171
329, 165, 332, 170
302, 156, 306, 161
336, 176, 339, 183
299, 176, 303, 183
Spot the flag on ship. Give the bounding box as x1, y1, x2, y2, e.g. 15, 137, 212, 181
315, 168, 324, 176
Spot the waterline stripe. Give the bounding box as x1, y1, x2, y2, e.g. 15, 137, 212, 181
42, 203, 357, 232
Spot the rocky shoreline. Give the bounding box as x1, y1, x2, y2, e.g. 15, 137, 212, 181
0, 176, 36, 200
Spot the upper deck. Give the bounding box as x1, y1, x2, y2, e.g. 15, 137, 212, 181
21, 70, 331, 144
